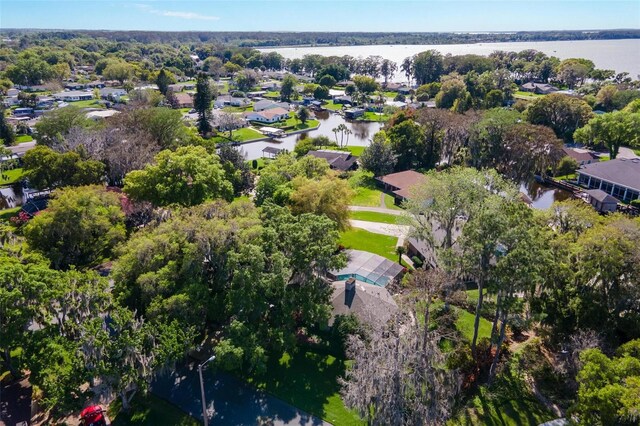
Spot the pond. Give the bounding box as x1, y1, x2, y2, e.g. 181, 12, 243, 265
236, 111, 383, 160
520, 180, 572, 210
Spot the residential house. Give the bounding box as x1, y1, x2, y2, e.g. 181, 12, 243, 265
65, 82, 86, 90
520, 82, 559, 95
333, 95, 353, 105
306, 150, 358, 172
214, 95, 251, 108
36, 96, 55, 109
244, 107, 290, 124
172, 92, 193, 109
52, 90, 94, 102
344, 108, 365, 119
328, 250, 404, 288
13, 108, 34, 117
577, 158, 640, 203
167, 84, 183, 93
3, 96, 19, 107
375, 170, 427, 204
586, 189, 618, 213
86, 110, 120, 120
328, 277, 398, 328
562, 147, 600, 166
99, 87, 127, 100
253, 100, 290, 112
262, 146, 283, 159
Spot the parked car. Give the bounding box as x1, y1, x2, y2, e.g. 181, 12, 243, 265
80, 405, 108, 426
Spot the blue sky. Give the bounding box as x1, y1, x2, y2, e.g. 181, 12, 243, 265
1, 1, 638, 32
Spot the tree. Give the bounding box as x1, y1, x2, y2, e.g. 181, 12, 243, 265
22, 146, 105, 190
596, 84, 619, 112
103, 61, 134, 84
24, 186, 125, 270
318, 74, 337, 88
572, 342, 640, 425
280, 74, 297, 101
556, 156, 579, 177
412, 50, 444, 85
218, 145, 255, 196
4, 52, 53, 85
401, 56, 413, 86
353, 75, 379, 95
155, 68, 176, 96
527, 93, 594, 142
556, 58, 592, 89
297, 106, 310, 124
574, 111, 640, 159
35, 106, 94, 146
386, 119, 424, 171
500, 123, 564, 180
313, 85, 330, 100
332, 123, 353, 148
380, 59, 398, 86
293, 137, 316, 158
0, 107, 16, 145
194, 72, 213, 135
360, 131, 397, 176
212, 111, 245, 140
234, 70, 259, 93
289, 175, 354, 230
124, 146, 233, 207
435, 73, 471, 111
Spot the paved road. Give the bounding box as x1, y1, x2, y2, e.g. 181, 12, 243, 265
152, 364, 329, 426
348, 205, 405, 216
349, 219, 409, 238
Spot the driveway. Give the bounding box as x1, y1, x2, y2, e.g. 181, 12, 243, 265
349, 219, 409, 238
348, 205, 404, 216
617, 147, 639, 159
152, 364, 329, 426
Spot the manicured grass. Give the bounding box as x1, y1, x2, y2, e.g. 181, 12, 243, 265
600, 155, 610, 161
243, 350, 363, 426
350, 211, 399, 224
264, 91, 280, 98
359, 111, 390, 122
222, 105, 253, 113
109, 394, 198, 426
351, 186, 383, 207
15, 134, 33, 143
382, 91, 398, 98
0, 168, 24, 185
344, 146, 365, 156
384, 193, 402, 210
555, 173, 576, 181
324, 100, 344, 111
453, 306, 492, 343
283, 113, 320, 131
213, 127, 264, 143
514, 90, 544, 100
0, 207, 21, 222
452, 356, 554, 426
339, 228, 398, 261
69, 99, 105, 108
247, 158, 269, 170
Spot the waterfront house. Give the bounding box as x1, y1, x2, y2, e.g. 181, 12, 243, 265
253, 100, 290, 112
99, 87, 127, 100
562, 147, 600, 166
328, 277, 398, 328
577, 158, 640, 203
344, 108, 365, 119
244, 107, 290, 123
306, 150, 359, 172
586, 189, 618, 213
333, 95, 353, 105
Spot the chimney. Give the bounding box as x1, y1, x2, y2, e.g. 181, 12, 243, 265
345, 277, 356, 292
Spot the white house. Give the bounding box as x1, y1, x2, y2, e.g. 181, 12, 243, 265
52, 90, 94, 102
99, 87, 127, 100
244, 107, 290, 123
253, 100, 290, 112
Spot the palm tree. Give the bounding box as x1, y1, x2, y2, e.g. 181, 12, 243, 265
332, 124, 352, 149
396, 245, 406, 264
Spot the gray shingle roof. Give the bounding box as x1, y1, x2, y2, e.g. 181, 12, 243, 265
578, 158, 640, 192
307, 150, 358, 172
330, 280, 398, 327
587, 189, 619, 204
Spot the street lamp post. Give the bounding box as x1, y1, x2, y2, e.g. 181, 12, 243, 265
198, 355, 216, 426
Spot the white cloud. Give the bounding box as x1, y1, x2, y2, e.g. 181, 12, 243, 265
134, 4, 219, 21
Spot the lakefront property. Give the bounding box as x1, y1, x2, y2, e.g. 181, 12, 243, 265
1, 2, 640, 425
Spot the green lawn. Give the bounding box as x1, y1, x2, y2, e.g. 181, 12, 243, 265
213, 127, 264, 143
109, 394, 198, 426
555, 173, 576, 181
243, 350, 363, 426
0, 168, 24, 185
15, 134, 33, 143
284, 113, 320, 131
339, 228, 399, 261
382, 91, 398, 98
514, 91, 544, 100
264, 91, 280, 99
351, 186, 383, 207
324, 100, 344, 111
0, 207, 20, 222
350, 211, 400, 224
453, 306, 492, 343
222, 105, 253, 113
318, 145, 365, 156
69, 99, 105, 109
360, 111, 391, 122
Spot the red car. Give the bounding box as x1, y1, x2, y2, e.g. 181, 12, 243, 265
80, 405, 108, 426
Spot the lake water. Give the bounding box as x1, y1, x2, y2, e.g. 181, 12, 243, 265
237, 110, 383, 160
520, 180, 572, 210
259, 39, 640, 80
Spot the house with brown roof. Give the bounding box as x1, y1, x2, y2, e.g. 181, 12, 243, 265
577, 158, 640, 203
562, 147, 600, 166
307, 150, 358, 172
172, 92, 193, 109
244, 107, 290, 123
375, 170, 427, 204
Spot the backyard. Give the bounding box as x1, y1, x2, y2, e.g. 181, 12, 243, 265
339, 228, 398, 261
0, 168, 24, 185
349, 210, 400, 224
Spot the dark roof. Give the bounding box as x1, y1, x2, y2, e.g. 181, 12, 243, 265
375, 170, 426, 191
578, 158, 640, 192
562, 147, 598, 163
21, 197, 49, 216
262, 146, 282, 155
587, 189, 619, 204
307, 150, 358, 171
330, 250, 404, 287
329, 280, 398, 327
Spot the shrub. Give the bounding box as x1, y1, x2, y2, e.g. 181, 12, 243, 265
411, 256, 423, 268
252, 159, 258, 169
